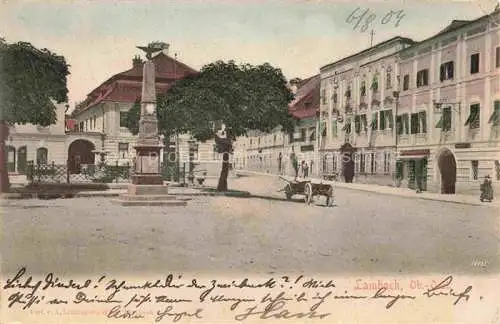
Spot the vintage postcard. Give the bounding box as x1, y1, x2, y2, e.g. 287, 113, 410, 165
1, 0, 500, 323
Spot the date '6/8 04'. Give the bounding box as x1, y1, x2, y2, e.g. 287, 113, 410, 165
346, 7, 405, 32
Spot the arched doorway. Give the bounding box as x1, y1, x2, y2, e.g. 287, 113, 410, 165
437, 148, 456, 194
17, 146, 27, 174
68, 139, 95, 174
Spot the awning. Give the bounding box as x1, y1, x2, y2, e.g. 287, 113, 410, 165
435, 116, 443, 128
464, 108, 478, 126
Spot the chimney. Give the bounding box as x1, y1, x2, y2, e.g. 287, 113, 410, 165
132, 55, 143, 68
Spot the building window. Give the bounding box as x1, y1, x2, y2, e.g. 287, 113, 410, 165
93, 116, 97, 129
489, 101, 500, 126
384, 152, 391, 174
343, 121, 352, 134
354, 115, 361, 134
370, 152, 376, 174
360, 81, 366, 97
495, 160, 500, 180
118, 143, 129, 159
471, 160, 479, 180
36, 147, 48, 165
403, 74, 410, 91
386, 71, 392, 89
496, 47, 500, 68
465, 104, 480, 129
119, 111, 128, 128
380, 111, 386, 130
85, 120, 88, 131
331, 120, 337, 138
371, 112, 378, 131
419, 111, 427, 133
79, 122, 84, 132
403, 114, 410, 134
332, 92, 338, 104
416, 69, 429, 87
360, 153, 365, 173
410, 113, 420, 134
436, 107, 452, 131
309, 127, 316, 141
321, 88, 326, 105
360, 114, 368, 132
440, 61, 454, 81
470, 53, 480, 74
396, 114, 410, 135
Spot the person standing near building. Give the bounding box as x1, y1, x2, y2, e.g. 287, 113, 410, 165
278, 152, 282, 174
304, 162, 309, 178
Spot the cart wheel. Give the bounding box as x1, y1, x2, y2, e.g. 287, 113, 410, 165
304, 182, 313, 205
285, 184, 293, 200
325, 186, 334, 207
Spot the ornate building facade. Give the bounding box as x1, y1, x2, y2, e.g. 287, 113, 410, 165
320, 9, 500, 194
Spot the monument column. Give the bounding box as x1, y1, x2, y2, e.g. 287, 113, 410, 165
131, 49, 163, 185
117, 42, 188, 206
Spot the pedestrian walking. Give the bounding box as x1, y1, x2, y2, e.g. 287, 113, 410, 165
480, 175, 494, 202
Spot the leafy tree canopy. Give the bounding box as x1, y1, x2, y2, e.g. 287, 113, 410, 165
0, 38, 70, 126
127, 60, 297, 146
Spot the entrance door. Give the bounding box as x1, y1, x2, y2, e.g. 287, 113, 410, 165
438, 149, 456, 194
17, 146, 27, 174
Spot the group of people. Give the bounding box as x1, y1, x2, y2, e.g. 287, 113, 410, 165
299, 160, 313, 178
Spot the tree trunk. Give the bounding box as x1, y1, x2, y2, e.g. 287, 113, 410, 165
0, 121, 10, 193
216, 152, 230, 191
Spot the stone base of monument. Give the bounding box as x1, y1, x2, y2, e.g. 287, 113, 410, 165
114, 184, 188, 206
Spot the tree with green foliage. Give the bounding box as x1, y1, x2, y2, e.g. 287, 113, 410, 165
127, 60, 296, 191
0, 38, 70, 192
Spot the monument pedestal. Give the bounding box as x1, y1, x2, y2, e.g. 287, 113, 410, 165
115, 184, 188, 206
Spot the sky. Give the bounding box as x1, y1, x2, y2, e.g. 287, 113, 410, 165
1, 0, 498, 110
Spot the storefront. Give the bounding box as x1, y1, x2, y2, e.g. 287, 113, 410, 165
396, 149, 430, 191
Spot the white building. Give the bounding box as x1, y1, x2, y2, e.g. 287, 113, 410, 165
6, 100, 68, 174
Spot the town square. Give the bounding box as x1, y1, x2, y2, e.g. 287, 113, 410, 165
1, 1, 500, 323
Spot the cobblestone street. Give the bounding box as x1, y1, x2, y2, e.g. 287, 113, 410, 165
2, 174, 499, 277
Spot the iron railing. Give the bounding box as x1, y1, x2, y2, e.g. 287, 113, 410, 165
26, 161, 134, 184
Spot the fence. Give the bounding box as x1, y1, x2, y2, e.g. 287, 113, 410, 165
26, 160, 193, 185
26, 161, 134, 184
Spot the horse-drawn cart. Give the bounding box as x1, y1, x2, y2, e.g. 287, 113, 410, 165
278, 176, 334, 207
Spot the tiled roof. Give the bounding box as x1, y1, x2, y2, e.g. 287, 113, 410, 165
288, 74, 320, 108
73, 52, 197, 115
290, 108, 318, 119
288, 74, 320, 120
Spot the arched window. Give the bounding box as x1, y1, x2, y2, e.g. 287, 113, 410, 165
36, 147, 48, 165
